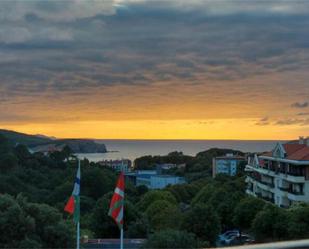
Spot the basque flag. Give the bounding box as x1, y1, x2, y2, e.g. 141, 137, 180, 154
64, 162, 80, 223
108, 172, 125, 228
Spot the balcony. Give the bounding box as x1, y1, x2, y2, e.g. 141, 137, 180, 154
254, 176, 275, 188
246, 175, 275, 193
279, 173, 305, 183
256, 192, 275, 203
287, 192, 306, 202
261, 180, 275, 188
279, 186, 289, 192
246, 163, 306, 183
279, 185, 304, 196
246, 164, 276, 177
287, 189, 304, 196
246, 189, 255, 196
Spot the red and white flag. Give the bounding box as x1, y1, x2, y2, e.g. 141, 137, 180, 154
108, 172, 125, 228
64, 162, 80, 223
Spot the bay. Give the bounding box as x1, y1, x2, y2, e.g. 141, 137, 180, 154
76, 139, 282, 163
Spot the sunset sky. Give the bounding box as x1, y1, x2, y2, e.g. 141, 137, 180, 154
1, 0, 309, 139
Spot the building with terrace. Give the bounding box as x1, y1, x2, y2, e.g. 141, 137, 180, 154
245, 137, 309, 208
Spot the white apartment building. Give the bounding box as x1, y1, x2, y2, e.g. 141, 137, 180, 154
245, 137, 309, 208
212, 154, 246, 178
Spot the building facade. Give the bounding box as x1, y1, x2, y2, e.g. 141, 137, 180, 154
99, 159, 132, 173
212, 154, 246, 178
125, 170, 186, 189
245, 137, 309, 208
149, 175, 186, 189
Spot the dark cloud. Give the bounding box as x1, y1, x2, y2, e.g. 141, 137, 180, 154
291, 102, 309, 108
276, 118, 309, 126
1, 1, 309, 124
255, 117, 270, 126
297, 112, 309, 116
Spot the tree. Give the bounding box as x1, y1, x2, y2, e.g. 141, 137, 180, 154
0, 194, 74, 248
191, 184, 215, 206
287, 204, 309, 239
14, 144, 31, 160
24, 201, 74, 248
143, 229, 197, 249
134, 156, 157, 170
0, 194, 35, 248
167, 184, 195, 203
252, 204, 289, 241
126, 216, 149, 238
42, 222, 74, 248
49, 151, 67, 167
0, 134, 10, 154
90, 196, 119, 238
208, 187, 244, 230
134, 152, 193, 171
62, 145, 73, 160
0, 152, 18, 172
233, 196, 265, 231
145, 200, 182, 231
0, 174, 29, 196
19, 237, 42, 248
82, 167, 116, 200
137, 190, 177, 212
182, 204, 220, 245
136, 185, 148, 196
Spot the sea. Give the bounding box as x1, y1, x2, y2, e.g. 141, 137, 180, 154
76, 139, 283, 163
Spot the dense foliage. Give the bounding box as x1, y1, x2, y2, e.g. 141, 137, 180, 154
143, 229, 198, 249
0, 194, 74, 248
2, 134, 309, 248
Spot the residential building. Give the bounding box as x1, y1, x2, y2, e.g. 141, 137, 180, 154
149, 175, 186, 189
245, 137, 309, 208
156, 163, 177, 170
98, 159, 132, 173
125, 170, 157, 185
156, 163, 186, 174
212, 154, 246, 178
125, 170, 186, 189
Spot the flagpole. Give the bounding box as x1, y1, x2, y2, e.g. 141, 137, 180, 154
120, 228, 123, 249
77, 158, 81, 249
77, 221, 80, 249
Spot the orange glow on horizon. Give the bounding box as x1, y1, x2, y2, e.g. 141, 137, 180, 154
0, 119, 305, 140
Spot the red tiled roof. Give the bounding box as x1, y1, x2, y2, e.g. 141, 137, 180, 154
283, 144, 306, 156
287, 146, 309, 160
283, 144, 309, 161
262, 143, 309, 161
262, 151, 273, 157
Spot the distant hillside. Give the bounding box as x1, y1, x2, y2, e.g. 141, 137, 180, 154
0, 129, 52, 146
0, 129, 107, 153
31, 139, 107, 153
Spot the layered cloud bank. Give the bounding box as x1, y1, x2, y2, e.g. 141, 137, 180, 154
1, 0, 309, 139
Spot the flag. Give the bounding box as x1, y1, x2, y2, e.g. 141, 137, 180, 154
109, 172, 125, 229
64, 161, 80, 224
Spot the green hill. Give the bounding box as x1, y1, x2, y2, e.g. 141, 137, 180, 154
0, 129, 107, 153
0, 129, 52, 146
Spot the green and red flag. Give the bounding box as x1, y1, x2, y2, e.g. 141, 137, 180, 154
64, 162, 80, 223
109, 172, 125, 228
